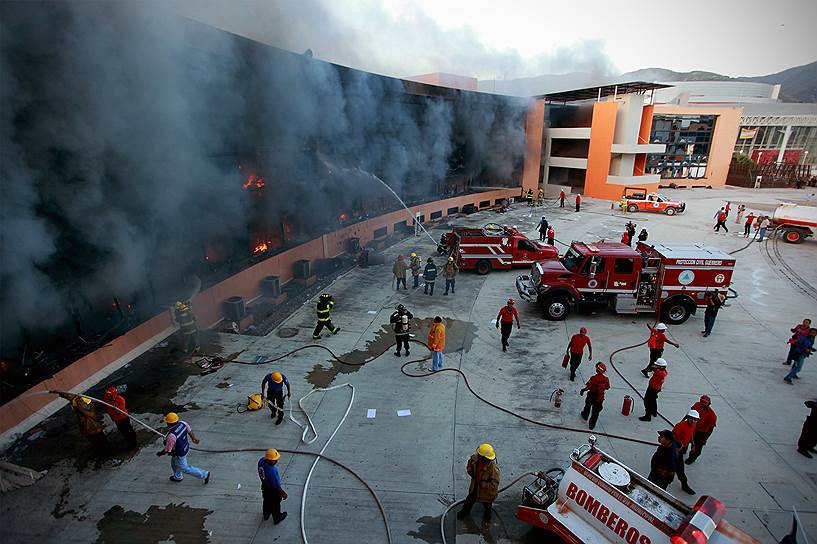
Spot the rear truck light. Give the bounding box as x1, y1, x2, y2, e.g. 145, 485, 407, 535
672, 496, 725, 544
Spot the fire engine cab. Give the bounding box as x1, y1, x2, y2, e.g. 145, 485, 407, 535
516, 241, 735, 324
517, 438, 760, 544
438, 223, 558, 275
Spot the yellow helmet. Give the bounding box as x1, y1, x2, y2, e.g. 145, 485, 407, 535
410, 252, 417, 257
477, 443, 496, 460
163, 412, 179, 424
80, 396, 93, 405
271, 371, 283, 383
175, 301, 188, 310
448, 256, 454, 262
265, 448, 281, 461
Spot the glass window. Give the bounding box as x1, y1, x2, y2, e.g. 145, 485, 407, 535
518, 239, 537, 252
614, 258, 635, 275
646, 114, 716, 179
562, 247, 584, 272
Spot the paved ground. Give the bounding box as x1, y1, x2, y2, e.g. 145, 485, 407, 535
2, 186, 816, 544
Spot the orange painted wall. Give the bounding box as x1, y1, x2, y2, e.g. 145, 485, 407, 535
634, 104, 655, 176
521, 99, 545, 194
584, 102, 619, 200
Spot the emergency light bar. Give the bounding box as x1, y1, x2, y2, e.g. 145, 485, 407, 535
670, 496, 726, 544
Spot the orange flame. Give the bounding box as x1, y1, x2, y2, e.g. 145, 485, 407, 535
243, 173, 266, 190
253, 242, 269, 254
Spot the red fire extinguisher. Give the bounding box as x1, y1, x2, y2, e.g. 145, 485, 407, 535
550, 388, 564, 408
621, 395, 633, 416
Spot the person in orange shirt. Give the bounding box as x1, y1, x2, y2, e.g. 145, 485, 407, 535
672, 410, 699, 495
565, 327, 592, 382
639, 358, 667, 422
641, 323, 679, 377
580, 362, 610, 430
104, 386, 137, 449
685, 395, 717, 464
428, 316, 446, 371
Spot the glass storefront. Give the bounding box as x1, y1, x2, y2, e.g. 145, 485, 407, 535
646, 115, 717, 179
734, 125, 817, 165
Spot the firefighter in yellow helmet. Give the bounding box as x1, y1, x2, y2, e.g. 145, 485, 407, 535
457, 443, 500, 522
525, 188, 534, 207
443, 256, 458, 296
261, 371, 291, 425
537, 187, 545, 206
409, 252, 422, 289
57, 392, 109, 459
173, 300, 200, 353
313, 293, 340, 339
258, 448, 288, 524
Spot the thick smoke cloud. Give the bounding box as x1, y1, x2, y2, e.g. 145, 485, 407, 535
0, 2, 529, 360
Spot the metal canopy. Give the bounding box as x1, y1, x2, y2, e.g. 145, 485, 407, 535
537, 81, 673, 103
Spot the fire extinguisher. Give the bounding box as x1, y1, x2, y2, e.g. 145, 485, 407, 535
550, 388, 564, 408
622, 395, 633, 416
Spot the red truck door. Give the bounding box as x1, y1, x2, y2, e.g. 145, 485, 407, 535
514, 238, 539, 266
576, 255, 608, 291
607, 256, 640, 292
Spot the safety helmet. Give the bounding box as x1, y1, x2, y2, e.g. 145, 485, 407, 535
320, 293, 330, 300
398, 254, 404, 260
265, 448, 281, 461
401, 315, 408, 324
427, 257, 433, 262
175, 301, 188, 310
80, 396, 93, 405
410, 252, 417, 257
477, 443, 496, 460
686, 409, 700, 419
397, 304, 406, 311
271, 371, 283, 384
105, 386, 118, 398
507, 298, 515, 305
164, 412, 179, 424
699, 394, 711, 405
654, 358, 667, 367
656, 323, 668, 331
448, 256, 454, 262
579, 327, 587, 334
595, 362, 607, 373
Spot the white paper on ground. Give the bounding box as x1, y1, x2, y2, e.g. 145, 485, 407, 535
367, 409, 376, 419
367, 310, 378, 314
397, 409, 412, 417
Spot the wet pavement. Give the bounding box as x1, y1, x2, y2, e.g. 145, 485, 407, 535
2, 186, 816, 543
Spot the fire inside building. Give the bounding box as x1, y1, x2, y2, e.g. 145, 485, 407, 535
0, 5, 527, 403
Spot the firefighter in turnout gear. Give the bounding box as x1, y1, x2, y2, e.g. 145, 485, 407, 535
537, 187, 545, 206
410, 252, 422, 289
423, 258, 438, 296
443, 256, 458, 295
312, 293, 340, 339
526, 188, 535, 207
390, 304, 414, 357
173, 301, 200, 353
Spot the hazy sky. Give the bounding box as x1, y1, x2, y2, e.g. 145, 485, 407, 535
177, 0, 817, 79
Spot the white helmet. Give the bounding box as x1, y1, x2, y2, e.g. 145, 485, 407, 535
686, 409, 700, 419
654, 358, 667, 367
656, 323, 668, 331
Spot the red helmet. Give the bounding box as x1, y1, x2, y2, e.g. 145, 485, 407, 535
507, 298, 515, 305
105, 386, 117, 398
700, 394, 711, 405
595, 362, 607, 372
580, 327, 587, 334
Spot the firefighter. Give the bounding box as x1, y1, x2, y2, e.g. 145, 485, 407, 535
258, 448, 288, 524
621, 230, 630, 245
410, 252, 422, 289
638, 228, 649, 243
390, 304, 413, 357
261, 371, 291, 425
443, 256, 458, 295
566, 327, 592, 382
575, 194, 581, 212
641, 323, 679, 377
702, 291, 725, 337
559, 189, 566, 208
104, 386, 137, 449
423, 257, 438, 296
638, 358, 667, 422
626, 221, 636, 242
157, 412, 210, 484
547, 225, 555, 246
686, 395, 717, 464
525, 188, 534, 207
392, 254, 408, 290
457, 443, 500, 522
173, 301, 200, 354
672, 410, 698, 494
57, 392, 110, 459
580, 362, 610, 430
428, 316, 446, 371
537, 187, 545, 207
743, 211, 756, 237
797, 398, 817, 458
312, 293, 340, 339
713, 208, 728, 232
537, 216, 548, 242
648, 430, 681, 491
495, 298, 521, 352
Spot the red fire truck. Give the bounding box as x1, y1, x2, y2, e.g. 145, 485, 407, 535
516, 241, 735, 323
517, 438, 760, 544
438, 223, 558, 275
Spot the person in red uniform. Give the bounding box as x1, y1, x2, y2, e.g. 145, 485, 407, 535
104, 386, 137, 449
672, 410, 698, 494
641, 323, 679, 377
686, 395, 717, 464
495, 298, 521, 352
638, 358, 667, 422
546, 225, 555, 246
559, 189, 566, 208
575, 194, 582, 212
565, 327, 592, 381
580, 362, 610, 430
621, 231, 630, 245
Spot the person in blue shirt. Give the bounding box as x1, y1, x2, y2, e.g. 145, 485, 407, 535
258, 448, 288, 524
785, 327, 816, 384
261, 371, 291, 425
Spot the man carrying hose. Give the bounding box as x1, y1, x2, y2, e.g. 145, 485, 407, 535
457, 443, 500, 523
157, 412, 210, 484
258, 448, 288, 524
261, 371, 291, 425
104, 386, 137, 449
641, 323, 679, 377
57, 392, 110, 459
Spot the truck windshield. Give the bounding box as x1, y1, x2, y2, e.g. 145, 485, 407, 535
562, 247, 584, 272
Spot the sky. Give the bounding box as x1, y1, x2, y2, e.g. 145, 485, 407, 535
176, 0, 817, 80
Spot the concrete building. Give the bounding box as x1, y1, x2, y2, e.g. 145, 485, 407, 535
734, 103, 817, 167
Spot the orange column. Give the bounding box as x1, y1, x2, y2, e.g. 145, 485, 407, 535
634, 104, 654, 176
584, 102, 618, 200
521, 99, 545, 195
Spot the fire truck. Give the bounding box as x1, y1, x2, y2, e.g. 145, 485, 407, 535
517, 438, 761, 544
515, 241, 735, 324
438, 223, 558, 275
621, 187, 686, 215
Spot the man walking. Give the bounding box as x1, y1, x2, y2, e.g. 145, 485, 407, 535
428, 316, 446, 371
743, 211, 756, 237
423, 257, 437, 296
713, 208, 728, 233
157, 412, 210, 484
785, 318, 813, 365
575, 194, 582, 212
495, 298, 521, 352
261, 371, 291, 425
390, 304, 413, 357
641, 323, 679, 377
537, 216, 548, 242
547, 225, 555, 246
758, 215, 771, 242
702, 291, 725, 337
784, 327, 816, 384
797, 399, 817, 458
457, 443, 500, 523
565, 327, 592, 381
104, 386, 137, 449
58, 392, 110, 459
443, 257, 458, 295
258, 448, 288, 524
410, 252, 422, 289
672, 410, 699, 494
638, 358, 667, 422
648, 430, 681, 491
580, 362, 610, 430
686, 395, 717, 465
559, 189, 566, 208
392, 254, 408, 290
313, 293, 340, 339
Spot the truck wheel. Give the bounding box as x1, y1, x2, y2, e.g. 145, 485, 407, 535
661, 299, 691, 325
627, 204, 638, 213
664, 207, 677, 216
543, 296, 571, 321
475, 259, 492, 275
783, 229, 803, 244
